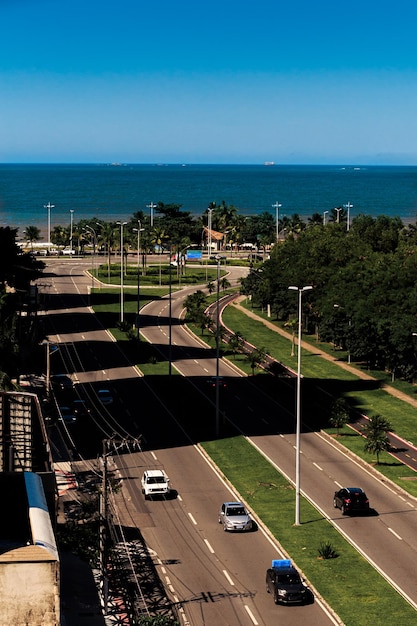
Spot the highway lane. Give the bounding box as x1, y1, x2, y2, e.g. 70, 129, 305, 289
116, 445, 334, 626
37, 259, 337, 625
140, 273, 417, 612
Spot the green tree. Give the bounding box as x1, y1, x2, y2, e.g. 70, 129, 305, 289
24, 225, 41, 250
246, 346, 267, 375
184, 291, 208, 323
363, 414, 393, 464
329, 397, 350, 435
228, 331, 245, 359
220, 276, 231, 291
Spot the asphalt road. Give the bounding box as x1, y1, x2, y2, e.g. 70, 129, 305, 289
37, 258, 417, 624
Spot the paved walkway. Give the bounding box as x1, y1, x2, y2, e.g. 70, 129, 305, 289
233, 298, 417, 409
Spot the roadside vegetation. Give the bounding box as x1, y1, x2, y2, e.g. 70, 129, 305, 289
202, 436, 416, 626
90, 281, 417, 625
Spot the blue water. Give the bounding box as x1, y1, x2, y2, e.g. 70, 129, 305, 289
1, 163, 417, 235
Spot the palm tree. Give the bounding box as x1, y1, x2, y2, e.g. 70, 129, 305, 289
363, 414, 393, 464
229, 331, 245, 359
246, 346, 267, 375
97, 222, 118, 281
24, 225, 41, 251
308, 212, 323, 227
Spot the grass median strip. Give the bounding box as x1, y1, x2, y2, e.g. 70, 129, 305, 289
221, 304, 417, 497
202, 435, 416, 626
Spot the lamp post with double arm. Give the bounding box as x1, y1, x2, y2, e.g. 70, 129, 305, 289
117, 221, 127, 324
288, 284, 313, 525
133, 221, 144, 339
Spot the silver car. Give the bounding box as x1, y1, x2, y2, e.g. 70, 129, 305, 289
218, 501, 253, 532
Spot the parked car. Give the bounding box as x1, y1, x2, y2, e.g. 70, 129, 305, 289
266, 559, 310, 605
141, 469, 170, 499
97, 388, 113, 405
59, 406, 76, 423
333, 487, 370, 515
218, 501, 253, 532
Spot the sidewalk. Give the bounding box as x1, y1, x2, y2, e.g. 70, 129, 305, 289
233, 298, 417, 409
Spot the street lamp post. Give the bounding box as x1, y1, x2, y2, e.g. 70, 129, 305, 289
335, 207, 342, 223
288, 284, 313, 525
344, 202, 353, 231
84, 225, 97, 300
323, 210, 328, 226
334, 304, 352, 364
147, 202, 157, 227
272, 201, 282, 244
133, 221, 144, 339
215, 254, 222, 437
207, 208, 214, 260
169, 250, 173, 377
44, 202, 55, 249
178, 244, 191, 288
69, 210, 74, 252
117, 221, 127, 324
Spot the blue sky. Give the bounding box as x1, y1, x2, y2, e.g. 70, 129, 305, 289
1, 0, 417, 164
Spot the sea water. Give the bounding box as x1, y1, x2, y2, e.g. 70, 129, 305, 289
1, 163, 417, 235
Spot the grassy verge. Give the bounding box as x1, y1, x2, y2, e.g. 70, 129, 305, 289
221, 303, 417, 496
202, 436, 416, 626
91, 286, 417, 623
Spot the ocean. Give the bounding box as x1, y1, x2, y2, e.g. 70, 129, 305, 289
1, 163, 417, 236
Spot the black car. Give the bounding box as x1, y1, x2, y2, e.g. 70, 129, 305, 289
51, 374, 74, 391
266, 559, 310, 605
333, 487, 370, 515
207, 376, 227, 390
72, 399, 92, 419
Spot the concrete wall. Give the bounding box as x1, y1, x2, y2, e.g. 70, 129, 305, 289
0, 546, 59, 626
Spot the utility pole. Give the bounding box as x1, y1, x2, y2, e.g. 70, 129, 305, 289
100, 436, 142, 614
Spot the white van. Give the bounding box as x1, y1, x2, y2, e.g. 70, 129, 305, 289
141, 469, 170, 498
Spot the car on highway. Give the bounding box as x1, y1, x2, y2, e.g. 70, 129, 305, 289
207, 376, 227, 390
59, 406, 76, 423
51, 374, 74, 391
72, 398, 92, 418
266, 559, 310, 605
218, 501, 253, 532
97, 388, 113, 405
141, 469, 170, 499
333, 487, 370, 515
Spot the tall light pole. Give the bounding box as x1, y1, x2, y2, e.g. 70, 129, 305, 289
272, 201, 282, 244
288, 284, 313, 525
147, 202, 157, 227
208, 209, 214, 256
133, 221, 144, 339
117, 221, 127, 324
44, 202, 55, 249
335, 207, 342, 223
215, 254, 222, 437
344, 202, 353, 231
84, 225, 97, 300
69, 210, 74, 252
168, 247, 173, 377
323, 210, 328, 226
